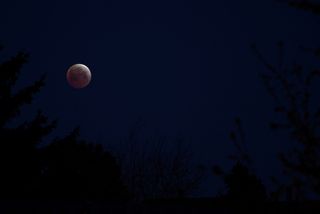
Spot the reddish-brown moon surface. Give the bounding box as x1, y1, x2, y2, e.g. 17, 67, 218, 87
66, 64, 91, 89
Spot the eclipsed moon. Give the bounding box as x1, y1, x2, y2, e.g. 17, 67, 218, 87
66, 64, 91, 89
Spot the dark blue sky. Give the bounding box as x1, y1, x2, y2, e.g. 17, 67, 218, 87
1, 0, 320, 196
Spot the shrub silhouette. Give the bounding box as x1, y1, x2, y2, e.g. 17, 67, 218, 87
223, 162, 267, 201
38, 128, 129, 200
213, 118, 267, 202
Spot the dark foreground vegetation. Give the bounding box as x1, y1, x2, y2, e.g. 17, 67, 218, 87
0, 199, 320, 213
1, 0, 320, 213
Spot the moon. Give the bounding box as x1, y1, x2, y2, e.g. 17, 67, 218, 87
66, 64, 91, 89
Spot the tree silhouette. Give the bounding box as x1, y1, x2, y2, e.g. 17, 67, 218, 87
252, 37, 320, 199
0, 49, 56, 197
252, 0, 320, 201
224, 162, 267, 201
212, 118, 267, 202
38, 128, 129, 200
210, 1, 320, 202
0, 47, 128, 201
281, 0, 320, 15
119, 120, 204, 201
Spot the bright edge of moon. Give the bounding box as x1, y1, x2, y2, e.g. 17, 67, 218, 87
66, 64, 91, 89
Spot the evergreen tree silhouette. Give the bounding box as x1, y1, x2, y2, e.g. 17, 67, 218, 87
0, 49, 56, 197
0, 48, 128, 201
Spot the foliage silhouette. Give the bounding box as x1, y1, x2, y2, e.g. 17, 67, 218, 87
211, 0, 320, 202
0, 47, 128, 200
224, 162, 267, 201
212, 118, 267, 202
227, 117, 254, 168
252, 40, 320, 200
215, 0, 320, 201
0, 49, 56, 197
281, 0, 320, 15
253, 0, 320, 196
38, 128, 129, 200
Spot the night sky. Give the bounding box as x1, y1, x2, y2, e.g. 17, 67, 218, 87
1, 0, 320, 196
